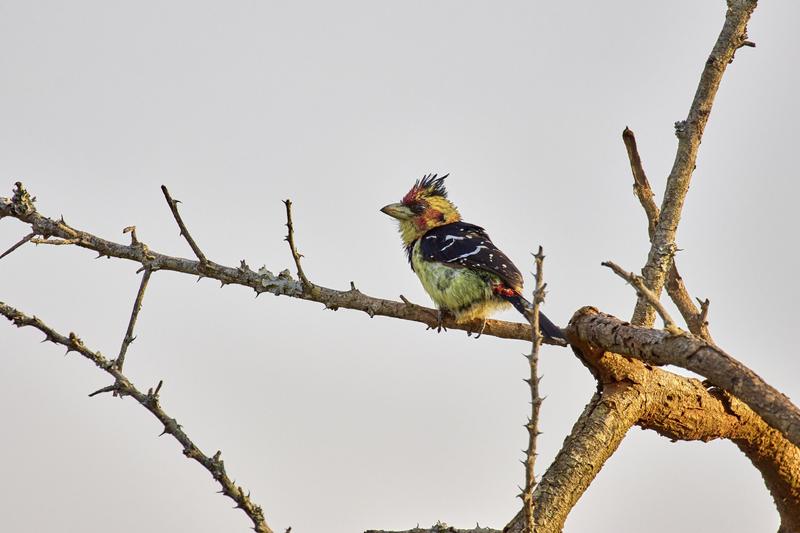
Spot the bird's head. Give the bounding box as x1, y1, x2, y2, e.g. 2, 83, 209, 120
381, 173, 461, 246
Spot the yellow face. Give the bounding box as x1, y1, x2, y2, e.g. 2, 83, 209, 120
381, 178, 461, 246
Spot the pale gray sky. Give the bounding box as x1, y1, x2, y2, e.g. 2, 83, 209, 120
1, 1, 798, 532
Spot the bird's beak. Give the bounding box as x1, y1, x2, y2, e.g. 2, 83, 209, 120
380, 203, 414, 220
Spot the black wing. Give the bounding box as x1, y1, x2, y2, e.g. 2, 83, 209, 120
417, 221, 524, 291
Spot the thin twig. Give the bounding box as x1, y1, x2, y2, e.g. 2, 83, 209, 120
283, 199, 312, 291
621, 127, 714, 342
602, 261, 681, 334
161, 185, 208, 266
0, 300, 274, 533
522, 246, 546, 532
115, 268, 153, 372
622, 127, 658, 240
0, 232, 35, 260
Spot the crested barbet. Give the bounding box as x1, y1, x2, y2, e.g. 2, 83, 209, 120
381, 174, 563, 339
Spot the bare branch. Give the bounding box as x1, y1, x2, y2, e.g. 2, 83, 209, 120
632, 0, 758, 327
0, 186, 562, 345
161, 185, 209, 266
0, 301, 274, 533
115, 268, 153, 372
283, 199, 313, 292
602, 261, 680, 334
621, 127, 714, 342
568, 306, 800, 450
366, 524, 500, 533
622, 127, 658, 240
522, 246, 546, 532
0, 231, 35, 260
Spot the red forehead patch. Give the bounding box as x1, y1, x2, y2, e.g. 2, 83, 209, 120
402, 184, 422, 205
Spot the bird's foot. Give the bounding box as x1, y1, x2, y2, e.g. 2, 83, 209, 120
426, 309, 448, 333
474, 318, 487, 339
436, 309, 448, 333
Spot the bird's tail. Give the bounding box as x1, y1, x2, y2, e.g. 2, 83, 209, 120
504, 293, 565, 341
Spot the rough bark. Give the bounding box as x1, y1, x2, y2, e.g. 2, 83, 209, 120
568, 307, 800, 452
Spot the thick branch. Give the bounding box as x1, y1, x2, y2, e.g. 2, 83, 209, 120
568, 307, 800, 450
632, 0, 757, 326
0, 301, 274, 533
566, 336, 800, 530
0, 186, 557, 345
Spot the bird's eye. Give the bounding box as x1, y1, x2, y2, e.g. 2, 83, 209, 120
410, 202, 425, 215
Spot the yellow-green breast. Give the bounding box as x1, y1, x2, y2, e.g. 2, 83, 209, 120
411, 241, 511, 323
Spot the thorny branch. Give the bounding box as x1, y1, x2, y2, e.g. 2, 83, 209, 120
0, 301, 274, 533
283, 199, 313, 292
632, 0, 758, 327
0, 231, 34, 260
522, 247, 546, 532
115, 268, 152, 372
0, 183, 559, 345
161, 185, 209, 266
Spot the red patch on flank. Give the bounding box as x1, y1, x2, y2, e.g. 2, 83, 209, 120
493, 284, 516, 297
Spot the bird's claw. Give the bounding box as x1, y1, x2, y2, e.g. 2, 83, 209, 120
436, 309, 448, 333
474, 319, 487, 339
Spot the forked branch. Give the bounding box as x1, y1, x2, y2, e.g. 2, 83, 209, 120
632, 0, 757, 327
0, 301, 274, 533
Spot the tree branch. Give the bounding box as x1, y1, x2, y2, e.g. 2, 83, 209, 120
0, 184, 560, 345
365, 525, 500, 533
621, 127, 714, 342
521, 247, 546, 532
602, 260, 680, 334
505, 387, 645, 533
283, 199, 313, 293
632, 0, 758, 327
161, 185, 209, 266
0, 231, 34, 260
0, 301, 274, 533
115, 268, 152, 372
567, 306, 800, 450
564, 334, 800, 531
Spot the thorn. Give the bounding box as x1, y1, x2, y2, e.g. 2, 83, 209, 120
88, 384, 117, 397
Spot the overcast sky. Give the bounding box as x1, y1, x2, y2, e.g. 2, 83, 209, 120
2, 1, 798, 532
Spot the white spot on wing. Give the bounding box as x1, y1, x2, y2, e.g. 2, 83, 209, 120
440, 234, 465, 251
450, 245, 488, 261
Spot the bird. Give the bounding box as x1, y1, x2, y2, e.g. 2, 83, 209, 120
381, 173, 563, 339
